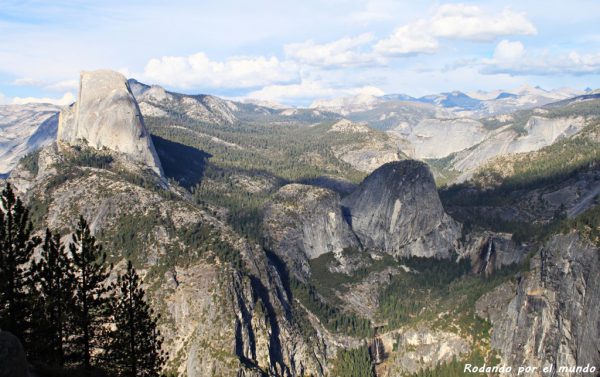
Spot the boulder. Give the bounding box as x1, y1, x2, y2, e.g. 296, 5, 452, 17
0, 330, 29, 377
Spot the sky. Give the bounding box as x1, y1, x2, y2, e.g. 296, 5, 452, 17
1, 0, 600, 106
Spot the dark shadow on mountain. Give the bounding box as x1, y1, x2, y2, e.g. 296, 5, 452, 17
439, 158, 600, 242
298, 176, 357, 196
151, 135, 212, 188
26, 113, 58, 147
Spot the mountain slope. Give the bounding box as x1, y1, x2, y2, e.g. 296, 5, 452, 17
0, 104, 59, 177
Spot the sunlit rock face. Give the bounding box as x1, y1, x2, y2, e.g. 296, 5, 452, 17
58, 70, 164, 177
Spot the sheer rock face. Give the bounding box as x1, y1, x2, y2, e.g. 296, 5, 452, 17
477, 233, 600, 375
341, 161, 460, 258
57, 70, 164, 177
263, 184, 360, 280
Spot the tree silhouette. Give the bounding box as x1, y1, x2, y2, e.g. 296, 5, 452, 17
30, 228, 76, 367
0, 183, 41, 345
68, 216, 112, 371
108, 260, 165, 377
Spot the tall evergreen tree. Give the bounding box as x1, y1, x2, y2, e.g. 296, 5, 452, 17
30, 228, 75, 367
68, 216, 112, 371
108, 261, 165, 377
0, 183, 41, 342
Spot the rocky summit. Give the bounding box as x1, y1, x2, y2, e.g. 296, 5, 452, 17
342, 160, 460, 258
57, 70, 164, 177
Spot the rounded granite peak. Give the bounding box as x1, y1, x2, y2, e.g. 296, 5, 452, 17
57, 69, 164, 177
342, 159, 460, 258
363, 160, 433, 183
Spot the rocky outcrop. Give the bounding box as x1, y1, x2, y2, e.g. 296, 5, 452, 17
263, 184, 360, 280
477, 233, 600, 376
380, 327, 469, 376
129, 79, 238, 125
342, 161, 460, 258
461, 231, 528, 275
58, 70, 163, 177
451, 116, 588, 182
0, 330, 29, 377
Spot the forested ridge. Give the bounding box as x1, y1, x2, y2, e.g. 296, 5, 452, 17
0, 183, 165, 377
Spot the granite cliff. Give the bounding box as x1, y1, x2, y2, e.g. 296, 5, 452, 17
342, 160, 460, 258
57, 70, 164, 177
477, 233, 600, 376
263, 184, 359, 280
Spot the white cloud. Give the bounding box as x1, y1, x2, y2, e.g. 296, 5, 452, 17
12, 78, 79, 92
141, 52, 299, 89
246, 80, 383, 103
483, 40, 600, 76
376, 4, 536, 56
284, 33, 383, 67
374, 21, 439, 56
429, 4, 537, 42
12, 78, 44, 86
0, 92, 6, 105
11, 92, 75, 106
492, 40, 526, 63
45, 79, 79, 92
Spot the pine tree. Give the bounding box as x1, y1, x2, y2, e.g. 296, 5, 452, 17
108, 260, 165, 377
30, 228, 75, 367
68, 216, 112, 371
0, 183, 41, 343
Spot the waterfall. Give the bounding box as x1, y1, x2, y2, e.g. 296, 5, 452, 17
371, 338, 385, 364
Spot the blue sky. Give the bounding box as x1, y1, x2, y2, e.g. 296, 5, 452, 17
1, 0, 599, 106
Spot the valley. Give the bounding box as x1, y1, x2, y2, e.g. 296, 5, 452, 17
1, 70, 599, 377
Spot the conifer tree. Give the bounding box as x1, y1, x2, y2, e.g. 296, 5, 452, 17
30, 228, 75, 367
68, 216, 112, 371
0, 183, 41, 342
108, 260, 165, 377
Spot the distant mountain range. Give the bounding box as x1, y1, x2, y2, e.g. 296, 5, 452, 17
0, 80, 596, 182
309, 84, 590, 117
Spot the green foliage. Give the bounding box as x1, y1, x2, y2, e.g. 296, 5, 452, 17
0, 183, 41, 344
145, 115, 366, 184
378, 256, 471, 329
1, 186, 167, 375
290, 277, 373, 338
479, 109, 534, 134
443, 121, 600, 208
561, 204, 600, 246
107, 261, 165, 377
378, 256, 516, 337
192, 165, 277, 243
20, 149, 41, 175
68, 216, 113, 370
66, 146, 114, 169
330, 345, 374, 377
545, 98, 600, 118
308, 248, 396, 300
440, 121, 600, 242
101, 210, 175, 264
177, 220, 244, 269
30, 229, 76, 367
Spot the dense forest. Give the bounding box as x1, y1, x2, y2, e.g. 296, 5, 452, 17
0, 183, 164, 377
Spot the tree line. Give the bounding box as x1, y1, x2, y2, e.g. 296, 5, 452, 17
0, 183, 165, 377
